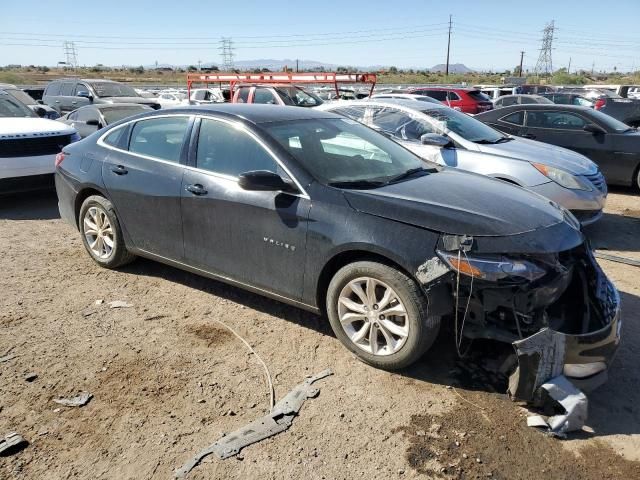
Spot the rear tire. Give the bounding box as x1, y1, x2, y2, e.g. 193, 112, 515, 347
326, 261, 440, 370
79, 195, 136, 269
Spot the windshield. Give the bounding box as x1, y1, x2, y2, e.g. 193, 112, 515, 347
0, 96, 36, 117
467, 90, 491, 102
275, 86, 323, 107
91, 82, 139, 98
102, 106, 150, 124
588, 109, 636, 132
263, 118, 434, 187
6, 89, 37, 105
420, 107, 505, 143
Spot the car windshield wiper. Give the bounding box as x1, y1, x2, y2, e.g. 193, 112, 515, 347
328, 179, 386, 189
473, 137, 510, 144
384, 167, 430, 184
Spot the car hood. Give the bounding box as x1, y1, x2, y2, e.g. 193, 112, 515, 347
342, 168, 566, 236
474, 136, 597, 175
0, 117, 76, 138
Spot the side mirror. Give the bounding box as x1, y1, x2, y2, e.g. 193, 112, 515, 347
583, 123, 606, 135
238, 170, 296, 192
34, 106, 47, 117
86, 119, 101, 127
420, 133, 451, 147
77, 91, 93, 101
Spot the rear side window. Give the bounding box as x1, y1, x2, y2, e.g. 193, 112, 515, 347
447, 91, 461, 101
74, 84, 90, 95
526, 111, 587, 130
253, 88, 278, 104
60, 83, 75, 96
196, 118, 277, 176
500, 97, 518, 107
45, 82, 61, 96
501, 111, 524, 126
103, 126, 126, 147
128, 116, 190, 162
467, 91, 491, 101
331, 106, 367, 122
421, 90, 447, 101
236, 87, 250, 103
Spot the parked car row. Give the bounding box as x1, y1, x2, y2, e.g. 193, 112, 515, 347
52, 104, 622, 398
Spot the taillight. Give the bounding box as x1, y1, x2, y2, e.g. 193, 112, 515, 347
594, 98, 606, 110
55, 152, 65, 168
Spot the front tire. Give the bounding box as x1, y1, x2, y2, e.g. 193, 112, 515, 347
326, 261, 440, 370
79, 195, 136, 269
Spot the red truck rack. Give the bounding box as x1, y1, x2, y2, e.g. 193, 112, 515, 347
186, 72, 377, 100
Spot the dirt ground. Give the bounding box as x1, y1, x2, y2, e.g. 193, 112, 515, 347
1, 187, 639, 480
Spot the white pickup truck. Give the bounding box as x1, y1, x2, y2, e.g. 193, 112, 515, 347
0, 91, 79, 194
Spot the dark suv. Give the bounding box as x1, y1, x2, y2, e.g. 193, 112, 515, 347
54, 105, 620, 401
43, 79, 160, 114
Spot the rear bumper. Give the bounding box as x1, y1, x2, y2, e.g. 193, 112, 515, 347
54, 171, 78, 228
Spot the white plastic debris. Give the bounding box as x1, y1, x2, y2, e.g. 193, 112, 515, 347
527, 375, 588, 438
108, 300, 132, 309
52, 392, 93, 407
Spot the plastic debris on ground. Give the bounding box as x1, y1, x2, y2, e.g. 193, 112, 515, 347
52, 392, 93, 407
174, 369, 333, 478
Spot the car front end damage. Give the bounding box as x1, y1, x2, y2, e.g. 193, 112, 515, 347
418, 229, 621, 403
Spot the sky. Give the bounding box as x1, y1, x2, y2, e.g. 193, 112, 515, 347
2, 0, 640, 72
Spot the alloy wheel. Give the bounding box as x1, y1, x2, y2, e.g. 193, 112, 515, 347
83, 206, 114, 259
337, 277, 409, 356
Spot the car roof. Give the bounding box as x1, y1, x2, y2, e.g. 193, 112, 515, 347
410, 86, 477, 91
146, 104, 338, 124
320, 98, 448, 112
498, 94, 546, 99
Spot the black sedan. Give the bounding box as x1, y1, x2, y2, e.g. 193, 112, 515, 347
54, 105, 620, 399
59, 104, 153, 138
476, 104, 640, 188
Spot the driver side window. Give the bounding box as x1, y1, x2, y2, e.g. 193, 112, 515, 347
527, 111, 587, 130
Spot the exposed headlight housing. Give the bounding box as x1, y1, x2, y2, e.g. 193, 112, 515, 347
532, 163, 590, 190
437, 250, 547, 282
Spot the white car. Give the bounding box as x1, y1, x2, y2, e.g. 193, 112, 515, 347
157, 92, 189, 108
1, 92, 79, 193
190, 88, 225, 104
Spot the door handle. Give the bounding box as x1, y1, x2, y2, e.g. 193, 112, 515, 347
55, 100, 60, 103
71, 101, 77, 105
185, 183, 207, 195
110, 165, 128, 175
521, 133, 536, 139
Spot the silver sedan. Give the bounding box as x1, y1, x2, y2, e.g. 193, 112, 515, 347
316, 99, 606, 225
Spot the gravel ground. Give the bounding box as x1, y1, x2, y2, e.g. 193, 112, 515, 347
0, 187, 639, 480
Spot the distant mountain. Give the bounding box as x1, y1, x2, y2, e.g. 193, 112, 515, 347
142, 59, 474, 73
429, 63, 473, 73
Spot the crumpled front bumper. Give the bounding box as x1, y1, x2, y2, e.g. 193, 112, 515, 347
508, 282, 621, 401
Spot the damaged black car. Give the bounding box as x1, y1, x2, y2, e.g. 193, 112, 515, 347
54, 105, 621, 401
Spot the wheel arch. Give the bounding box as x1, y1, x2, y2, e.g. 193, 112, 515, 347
315, 248, 416, 315
74, 186, 110, 228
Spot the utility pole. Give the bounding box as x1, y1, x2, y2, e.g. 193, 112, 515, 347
445, 14, 452, 77
296, 59, 299, 72
534, 20, 555, 77
591, 61, 595, 76
567, 57, 571, 74
519, 51, 525, 77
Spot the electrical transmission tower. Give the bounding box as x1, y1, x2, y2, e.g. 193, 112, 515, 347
63, 41, 78, 69
219, 37, 235, 71
534, 21, 554, 76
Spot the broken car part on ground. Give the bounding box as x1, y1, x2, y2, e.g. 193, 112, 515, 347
175, 369, 333, 478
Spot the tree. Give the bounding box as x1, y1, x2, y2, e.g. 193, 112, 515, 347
388, 66, 398, 74
187, 65, 198, 71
